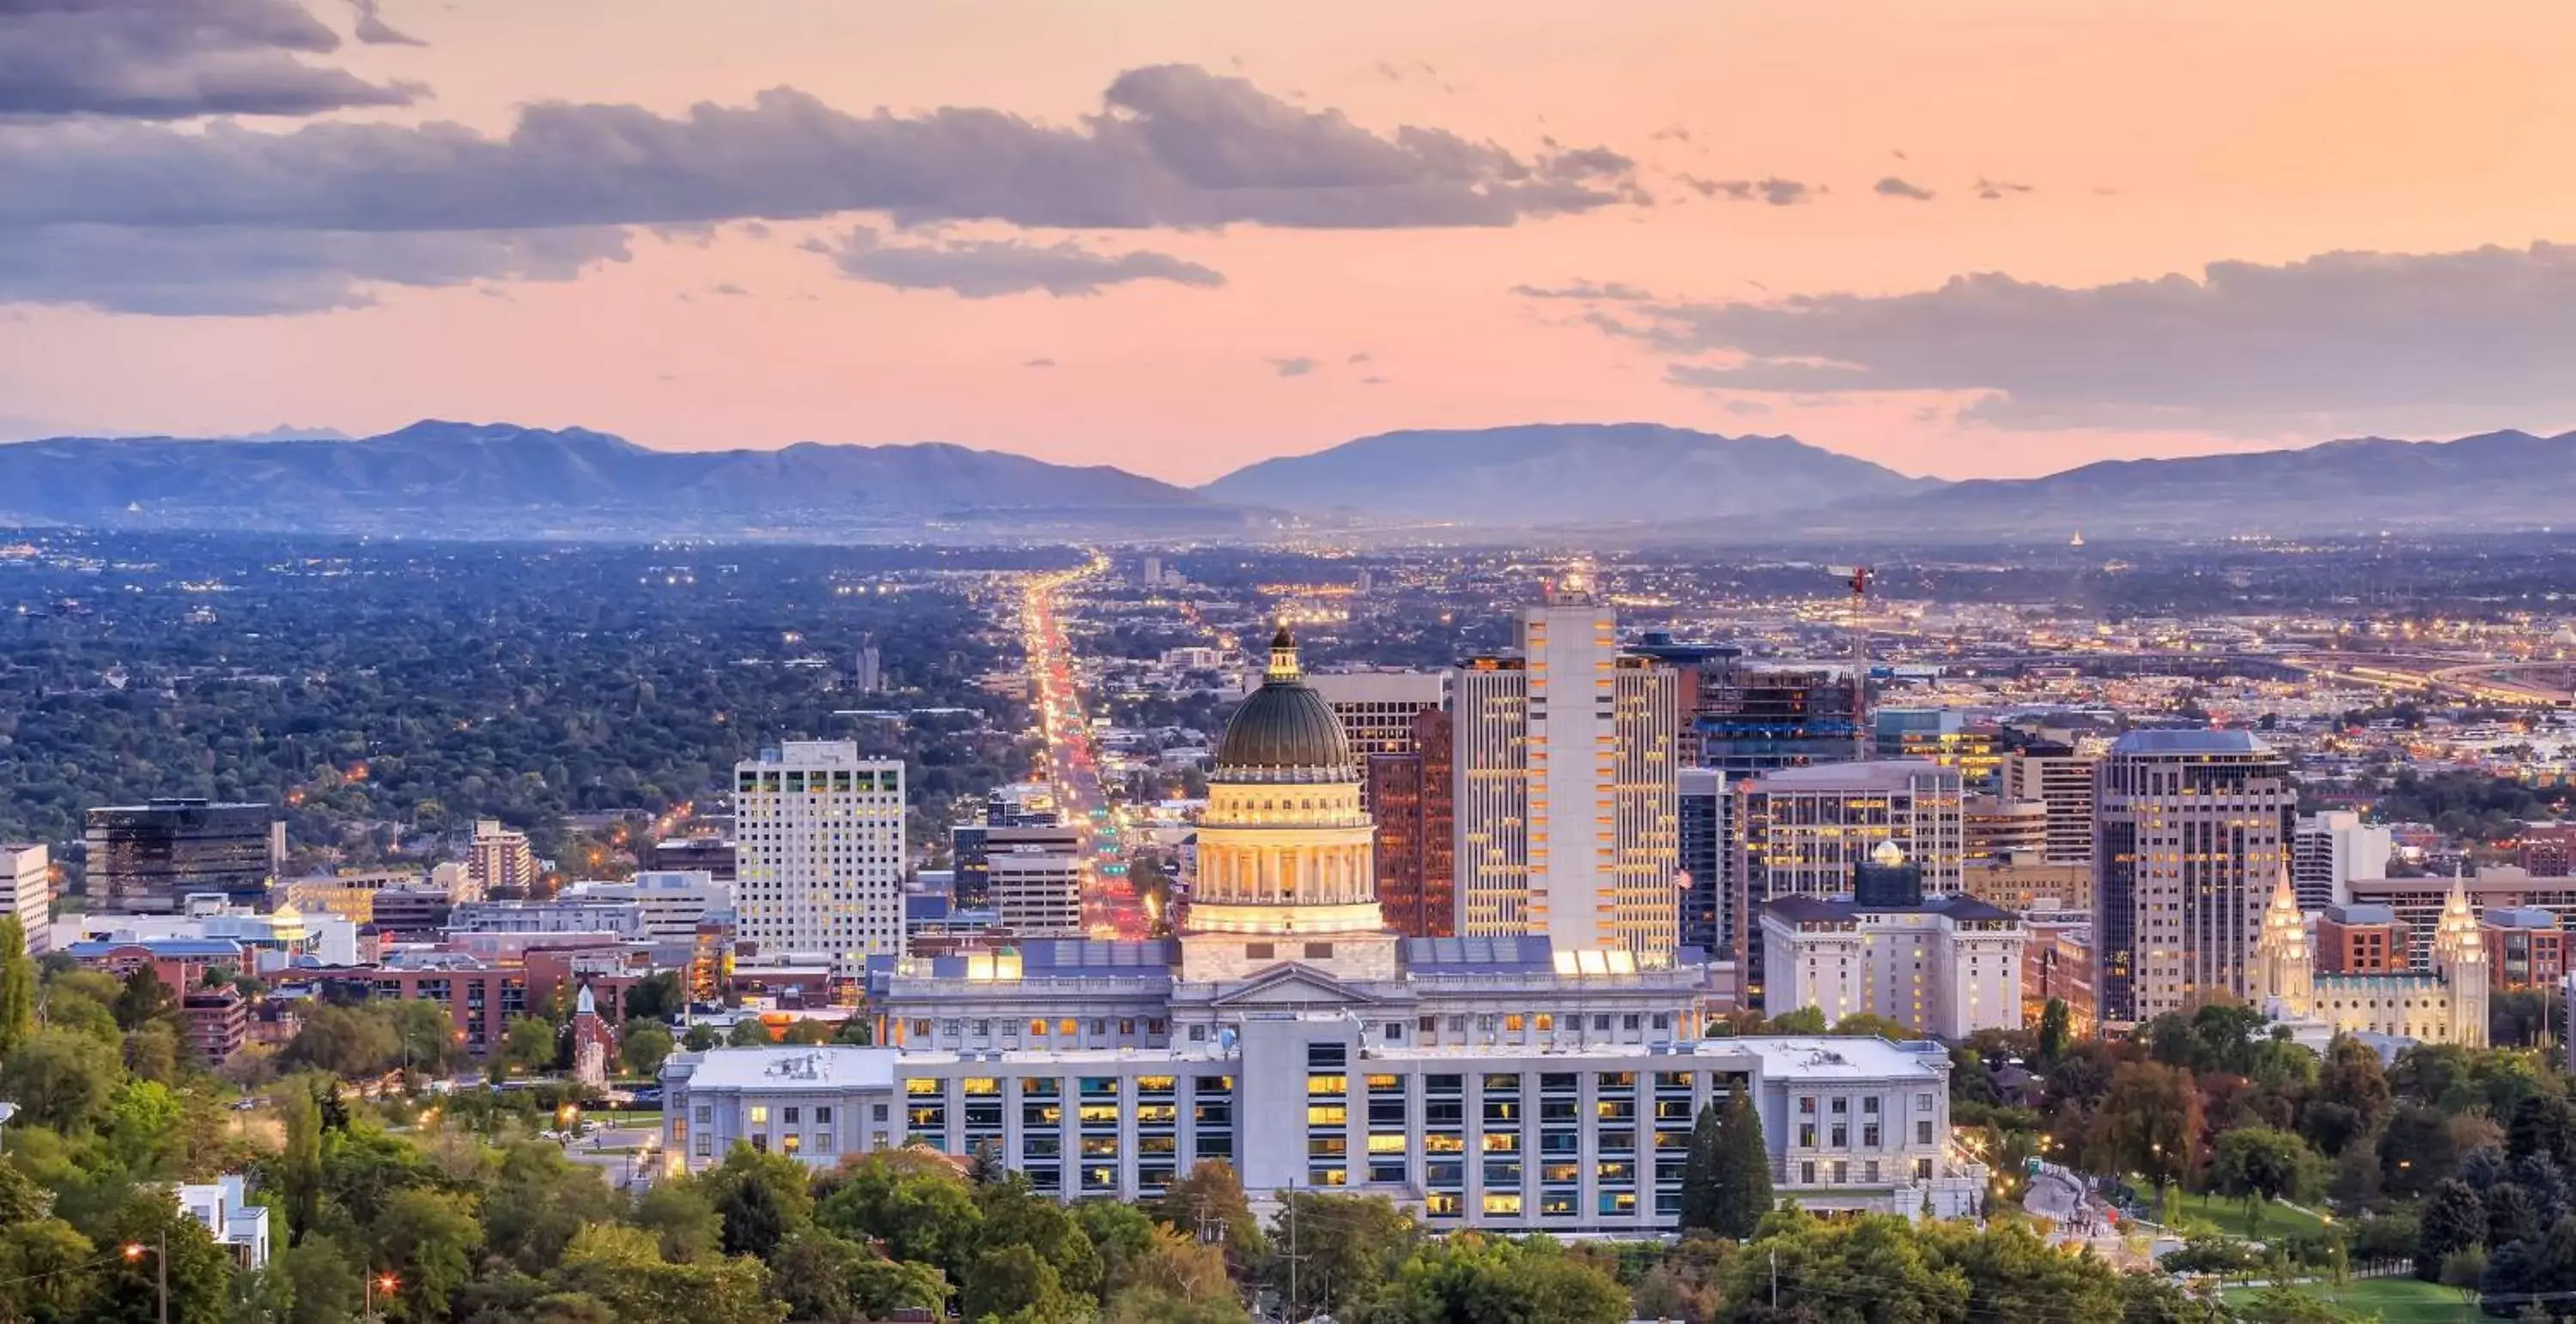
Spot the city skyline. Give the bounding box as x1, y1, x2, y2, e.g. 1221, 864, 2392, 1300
10, 1, 2576, 483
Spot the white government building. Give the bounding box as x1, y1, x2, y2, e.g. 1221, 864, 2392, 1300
664, 630, 1988, 1230
1759, 841, 2028, 1039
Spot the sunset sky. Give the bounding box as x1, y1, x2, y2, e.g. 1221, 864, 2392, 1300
9, 0, 2576, 483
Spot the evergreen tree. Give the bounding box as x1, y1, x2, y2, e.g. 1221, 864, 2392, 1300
112, 965, 178, 1032
2036, 999, 2071, 1066
1678, 1100, 1726, 1234
1710, 1085, 1775, 1239
2419, 1179, 2488, 1282
0, 914, 33, 1057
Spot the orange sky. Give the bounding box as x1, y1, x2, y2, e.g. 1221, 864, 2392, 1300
5, 0, 2573, 484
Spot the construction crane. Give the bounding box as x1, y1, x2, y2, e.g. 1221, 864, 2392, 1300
1826, 564, 1871, 760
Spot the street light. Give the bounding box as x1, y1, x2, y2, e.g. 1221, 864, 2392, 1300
121, 1232, 167, 1324
366, 1272, 399, 1323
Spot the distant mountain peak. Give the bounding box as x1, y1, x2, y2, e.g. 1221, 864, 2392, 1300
1200, 422, 1938, 525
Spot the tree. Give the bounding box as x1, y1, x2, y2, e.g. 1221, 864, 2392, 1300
1765, 1007, 1829, 1034
633, 1180, 726, 1263
1078, 1199, 1162, 1295
1122, 1226, 1236, 1305
119, 1022, 179, 1084
280, 1004, 398, 1078
558, 1224, 786, 1324
0, 913, 36, 1058
727, 1018, 775, 1047
1679, 1100, 1726, 1235
623, 972, 686, 1021
1379, 1234, 1630, 1324
2034, 999, 2070, 1066
2212, 1127, 2325, 1234
0, 1216, 96, 1324
963, 1243, 1087, 1324
272, 1234, 366, 1324
771, 1230, 949, 1324
619, 1019, 675, 1078
90, 1193, 234, 1324
1707, 1089, 1774, 1240
483, 1140, 623, 1274
2509, 1092, 2576, 1167
2089, 1061, 2197, 1196
2489, 1183, 2543, 1251
112, 965, 179, 1032
702, 1144, 816, 1260
1152, 1161, 1267, 1267
373, 1187, 485, 1321
383, 999, 466, 1078
1106, 1285, 1251, 1324
497, 1014, 560, 1076
278, 1085, 325, 1246
814, 1149, 985, 1281
1264, 1193, 1415, 1321
0, 1027, 119, 1132
1830, 1012, 1913, 1040
2418, 1179, 2487, 1282
682, 1023, 719, 1052
976, 1178, 1102, 1301
776, 1019, 835, 1046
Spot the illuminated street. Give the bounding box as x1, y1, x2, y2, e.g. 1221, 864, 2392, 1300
1020, 550, 1149, 938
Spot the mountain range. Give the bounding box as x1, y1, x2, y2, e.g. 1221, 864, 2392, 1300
1, 419, 2567, 540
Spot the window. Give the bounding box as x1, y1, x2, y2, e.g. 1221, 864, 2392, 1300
872, 1103, 888, 1121
783, 1107, 802, 1124
1917, 1121, 1935, 1145
1862, 1125, 1881, 1147
1862, 1096, 1880, 1114
748, 1106, 769, 1125
695, 1106, 711, 1123
1829, 1097, 1847, 1115
1917, 1093, 1934, 1109
1798, 1124, 1815, 1147
1248, 943, 1275, 959
1800, 1161, 1815, 1184
696, 1133, 711, 1157
1798, 1096, 1816, 1114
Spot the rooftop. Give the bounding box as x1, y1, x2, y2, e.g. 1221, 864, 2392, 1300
1765, 894, 2020, 924
2108, 729, 2275, 756
1730, 1036, 1953, 1080
1749, 759, 1954, 792
666, 1046, 902, 1090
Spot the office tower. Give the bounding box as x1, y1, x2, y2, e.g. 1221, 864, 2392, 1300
2093, 731, 2295, 1023
1308, 670, 1446, 813
854, 640, 884, 695
1451, 595, 1680, 960
2, 844, 49, 954
1873, 711, 2003, 791
950, 823, 992, 910
1677, 769, 1737, 961
1963, 796, 2050, 862
1366, 708, 1454, 938
2292, 811, 2392, 910
2002, 742, 2097, 868
1734, 761, 1964, 997
985, 825, 1086, 937
466, 820, 538, 901
1142, 556, 1163, 587
84, 799, 278, 914
734, 742, 908, 973
1306, 671, 1446, 757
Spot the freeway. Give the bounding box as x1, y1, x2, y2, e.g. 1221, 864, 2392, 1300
1019, 551, 1151, 939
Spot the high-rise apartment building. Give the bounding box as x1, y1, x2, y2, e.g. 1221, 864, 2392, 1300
2, 844, 49, 954
985, 825, 1086, 937
2093, 730, 2296, 1023
1733, 761, 1965, 999
466, 820, 538, 901
1874, 710, 2004, 791
1365, 708, 1455, 938
2292, 811, 2393, 911
733, 742, 908, 973
1678, 769, 1736, 961
2002, 743, 2097, 868
84, 799, 279, 914
1450, 596, 1680, 960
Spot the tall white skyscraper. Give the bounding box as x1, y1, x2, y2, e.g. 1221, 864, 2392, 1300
734, 742, 908, 972
1450, 589, 1679, 960
2292, 811, 2392, 911
2094, 731, 2295, 1023
2, 843, 49, 955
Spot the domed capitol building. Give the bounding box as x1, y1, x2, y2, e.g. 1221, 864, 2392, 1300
659, 629, 1990, 1230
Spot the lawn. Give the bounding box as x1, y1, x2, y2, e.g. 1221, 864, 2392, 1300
2169, 1190, 2330, 1242
2221, 1275, 2465, 1321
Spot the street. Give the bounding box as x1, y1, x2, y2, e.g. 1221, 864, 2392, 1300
1020, 551, 1150, 939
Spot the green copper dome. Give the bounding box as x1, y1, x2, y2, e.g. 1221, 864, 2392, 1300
1212, 628, 1357, 783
